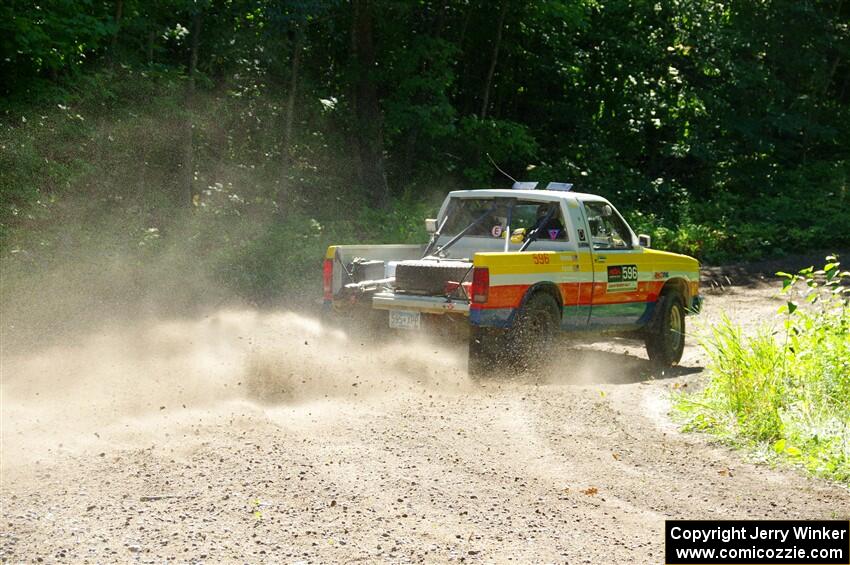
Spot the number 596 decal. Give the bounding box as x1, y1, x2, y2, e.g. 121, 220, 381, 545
607, 264, 638, 292
533, 254, 550, 265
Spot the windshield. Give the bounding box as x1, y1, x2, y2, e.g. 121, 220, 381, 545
441, 197, 568, 241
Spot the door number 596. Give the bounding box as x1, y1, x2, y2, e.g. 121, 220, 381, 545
533, 254, 550, 265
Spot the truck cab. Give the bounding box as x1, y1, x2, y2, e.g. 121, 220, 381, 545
324, 183, 702, 377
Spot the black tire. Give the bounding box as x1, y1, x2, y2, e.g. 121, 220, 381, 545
468, 327, 508, 381
508, 292, 561, 372
645, 292, 686, 367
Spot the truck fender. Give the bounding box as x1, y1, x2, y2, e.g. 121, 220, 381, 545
517, 282, 563, 321
636, 277, 690, 329
658, 277, 689, 304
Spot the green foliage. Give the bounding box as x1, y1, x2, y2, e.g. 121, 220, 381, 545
0, 67, 440, 311
1, 0, 114, 88
627, 211, 728, 260
2, 0, 850, 293
210, 212, 326, 303
675, 257, 850, 483
209, 196, 431, 303
456, 117, 539, 183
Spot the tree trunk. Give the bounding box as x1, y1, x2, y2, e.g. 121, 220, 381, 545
401, 127, 420, 181
282, 29, 304, 164
480, 0, 509, 120
182, 10, 202, 207
351, 0, 389, 209
399, 9, 446, 181
110, 0, 123, 65
188, 11, 201, 93
278, 27, 305, 212
458, 3, 473, 50
146, 30, 155, 65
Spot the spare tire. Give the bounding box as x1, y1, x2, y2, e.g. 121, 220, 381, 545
394, 260, 473, 295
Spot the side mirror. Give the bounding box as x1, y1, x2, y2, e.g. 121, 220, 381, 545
638, 234, 651, 248
510, 228, 526, 244
425, 218, 438, 234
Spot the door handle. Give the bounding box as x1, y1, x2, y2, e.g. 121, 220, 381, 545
594, 255, 607, 263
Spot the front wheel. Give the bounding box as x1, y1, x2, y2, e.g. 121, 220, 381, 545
645, 293, 685, 367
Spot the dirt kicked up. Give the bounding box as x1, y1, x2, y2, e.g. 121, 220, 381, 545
1, 284, 849, 563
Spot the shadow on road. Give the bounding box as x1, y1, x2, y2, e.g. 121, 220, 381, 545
535, 348, 702, 386
700, 248, 848, 290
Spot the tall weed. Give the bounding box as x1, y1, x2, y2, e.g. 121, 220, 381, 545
675, 257, 850, 483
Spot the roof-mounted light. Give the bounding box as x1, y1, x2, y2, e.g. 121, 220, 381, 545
511, 181, 538, 190
546, 182, 573, 192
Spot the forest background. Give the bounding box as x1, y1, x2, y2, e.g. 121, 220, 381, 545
2, 0, 848, 316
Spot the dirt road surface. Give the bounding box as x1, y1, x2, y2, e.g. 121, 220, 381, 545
2, 282, 849, 563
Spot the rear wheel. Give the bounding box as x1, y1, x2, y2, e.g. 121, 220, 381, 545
509, 292, 561, 372
468, 327, 508, 381
468, 292, 561, 380
645, 292, 685, 367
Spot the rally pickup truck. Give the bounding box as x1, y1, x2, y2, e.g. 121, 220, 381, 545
323, 182, 702, 377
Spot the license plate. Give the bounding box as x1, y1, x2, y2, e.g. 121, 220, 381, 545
389, 310, 421, 330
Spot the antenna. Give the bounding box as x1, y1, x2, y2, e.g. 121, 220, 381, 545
486, 153, 517, 184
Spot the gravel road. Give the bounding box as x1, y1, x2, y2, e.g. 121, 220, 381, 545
2, 282, 848, 563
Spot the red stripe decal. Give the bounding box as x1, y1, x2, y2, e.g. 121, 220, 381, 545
478, 280, 667, 310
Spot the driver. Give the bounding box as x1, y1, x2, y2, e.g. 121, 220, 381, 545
531, 204, 565, 239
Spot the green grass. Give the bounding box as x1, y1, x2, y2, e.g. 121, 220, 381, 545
674, 258, 850, 484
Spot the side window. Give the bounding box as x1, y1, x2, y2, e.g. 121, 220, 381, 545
583, 202, 632, 250
440, 198, 569, 241
512, 202, 568, 241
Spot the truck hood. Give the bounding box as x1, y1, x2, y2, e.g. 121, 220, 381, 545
640, 248, 700, 272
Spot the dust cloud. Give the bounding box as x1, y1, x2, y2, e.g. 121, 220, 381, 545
0, 201, 649, 476
1, 308, 471, 471
0, 195, 474, 475
0, 288, 667, 474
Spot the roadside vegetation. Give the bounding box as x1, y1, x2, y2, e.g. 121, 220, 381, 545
675, 257, 850, 484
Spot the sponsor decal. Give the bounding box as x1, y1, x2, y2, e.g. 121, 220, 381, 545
491, 225, 503, 238
607, 264, 638, 292
654, 271, 669, 280
577, 228, 587, 241
548, 229, 560, 240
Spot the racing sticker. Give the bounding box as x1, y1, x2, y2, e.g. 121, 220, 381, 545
491, 225, 503, 238
607, 264, 638, 292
